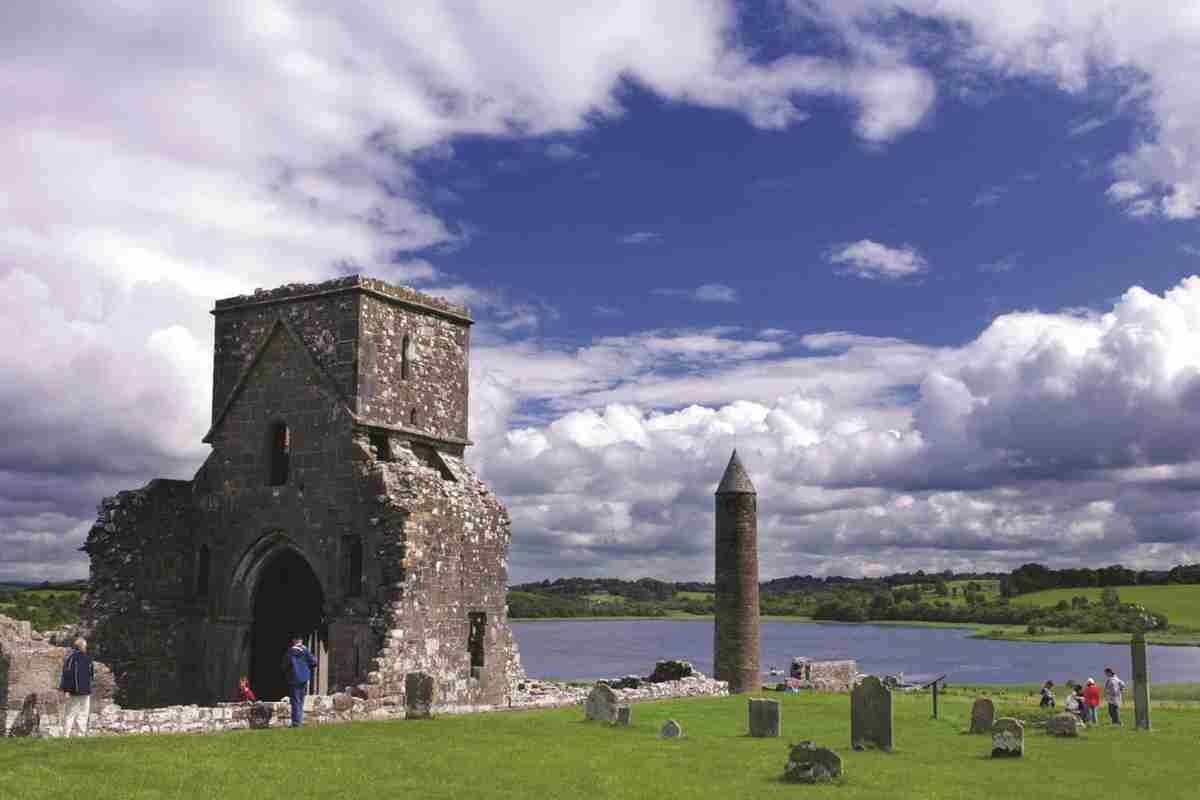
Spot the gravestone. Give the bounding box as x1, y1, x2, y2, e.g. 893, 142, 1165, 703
1132, 633, 1151, 730
8, 693, 41, 737
616, 705, 632, 727
248, 702, 273, 730
782, 741, 842, 784
647, 660, 694, 683
1047, 712, 1082, 737
660, 719, 683, 739
585, 683, 620, 723
748, 697, 781, 737
850, 675, 893, 752
991, 718, 1024, 758
405, 671, 435, 719
969, 697, 995, 734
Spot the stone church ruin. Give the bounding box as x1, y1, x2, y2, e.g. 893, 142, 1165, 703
82, 276, 525, 710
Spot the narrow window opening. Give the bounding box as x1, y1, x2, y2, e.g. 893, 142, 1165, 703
409, 408, 419, 426
268, 421, 290, 485
343, 535, 363, 598
468, 612, 486, 677
400, 334, 412, 380
368, 431, 391, 462
196, 545, 210, 597
411, 442, 456, 481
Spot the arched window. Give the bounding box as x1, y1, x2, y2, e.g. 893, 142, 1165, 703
196, 545, 210, 597
400, 334, 412, 380
268, 421, 290, 485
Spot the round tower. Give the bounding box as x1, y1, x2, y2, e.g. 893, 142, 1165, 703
713, 449, 760, 693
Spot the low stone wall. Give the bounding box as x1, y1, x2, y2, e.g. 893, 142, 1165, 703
787, 658, 858, 692
8, 673, 728, 738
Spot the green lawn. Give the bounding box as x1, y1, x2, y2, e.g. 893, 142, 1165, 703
1017, 585, 1200, 631
1, 688, 1193, 800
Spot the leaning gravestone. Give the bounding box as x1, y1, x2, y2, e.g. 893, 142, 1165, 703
1047, 713, 1082, 737
585, 683, 620, 723
749, 697, 781, 737
660, 719, 683, 739
405, 671, 435, 719
782, 741, 842, 784
991, 718, 1024, 758
969, 697, 995, 734
850, 676, 893, 751
1132, 632, 1151, 730
616, 705, 633, 727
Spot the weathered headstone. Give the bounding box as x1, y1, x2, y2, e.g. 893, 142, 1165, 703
248, 702, 273, 729
1132, 632, 1151, 730
969, 697, 995, 734
615, 705, 632, 727
1047, 713, 1082, 737
782, 741, 842, 784
748, 697, 781, 737
991, 718, 1024, 758
8, 692, 41, 737
405, 671, 435, 719
585, 683, 620, 723
850, 675, 893, 751
660, 719, 683, 739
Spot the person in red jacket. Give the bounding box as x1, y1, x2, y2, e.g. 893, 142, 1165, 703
237, 675, 257, 703
1083, 677, 1102, 724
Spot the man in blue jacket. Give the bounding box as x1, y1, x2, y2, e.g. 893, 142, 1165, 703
59, 637, 95, 736
282, 636, 317, 727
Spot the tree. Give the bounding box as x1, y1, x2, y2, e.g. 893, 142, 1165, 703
1101, 587, 1121, 607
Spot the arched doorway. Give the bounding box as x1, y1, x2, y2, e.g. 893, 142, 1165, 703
249, 548, 325, 701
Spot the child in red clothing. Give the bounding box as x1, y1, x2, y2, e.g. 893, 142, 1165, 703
237, 675, 257, 703
1083, 677, 1102, 723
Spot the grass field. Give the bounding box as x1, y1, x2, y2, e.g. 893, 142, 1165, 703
1017, 585, 1200, 631
1, 687, 1194, 799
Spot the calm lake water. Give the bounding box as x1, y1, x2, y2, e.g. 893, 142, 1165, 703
511, 619, 1200, 685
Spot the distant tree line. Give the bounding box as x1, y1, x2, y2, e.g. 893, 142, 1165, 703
999, 563, 1200, 596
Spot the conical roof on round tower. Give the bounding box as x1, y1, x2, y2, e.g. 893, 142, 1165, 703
715, 449, 756, 494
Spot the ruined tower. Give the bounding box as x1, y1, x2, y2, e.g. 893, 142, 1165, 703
84, 276, 525, 709
713, 449, 760, 693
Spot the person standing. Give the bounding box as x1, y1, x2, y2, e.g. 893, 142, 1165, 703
282, 636, 317, 728
1083, 677, 1102, 724
1039, 680, 1056, 708
59, 637, 95, 737
1103, 666, 1127, 725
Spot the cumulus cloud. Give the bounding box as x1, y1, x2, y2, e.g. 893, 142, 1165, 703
829, 240, 928, 280
652, 283, 738, 303
468, 276, 1200, 581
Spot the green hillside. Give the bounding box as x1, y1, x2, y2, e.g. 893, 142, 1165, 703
1017, 585, 1200, 631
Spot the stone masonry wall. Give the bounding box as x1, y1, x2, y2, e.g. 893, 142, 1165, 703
82, 480, 196, 708
788, 658, 858, 692
357, 292, 470, 443
352, 435, 523, 710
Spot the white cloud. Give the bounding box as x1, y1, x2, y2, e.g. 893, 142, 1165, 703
467, 276, 1200, 581
792, 1, 1200, 220
829, 239, 928, 280
652, 283, 738, 303
619, 231, 663, 245
545, 142, 583, 161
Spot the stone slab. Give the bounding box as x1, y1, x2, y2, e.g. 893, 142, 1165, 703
748, 697, 781, 737
991, 717, 1024, 758
850, 675, 892, 752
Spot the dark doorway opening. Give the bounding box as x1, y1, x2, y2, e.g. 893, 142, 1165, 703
249, 548, 324, 701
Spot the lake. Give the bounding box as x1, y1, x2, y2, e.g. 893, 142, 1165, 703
511, 619, 1200, 685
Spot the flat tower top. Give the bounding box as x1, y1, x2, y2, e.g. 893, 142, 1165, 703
716, 449, 756, 494
213, 275, 471, 323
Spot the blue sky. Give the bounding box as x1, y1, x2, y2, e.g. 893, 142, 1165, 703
4, 2, 1200, 584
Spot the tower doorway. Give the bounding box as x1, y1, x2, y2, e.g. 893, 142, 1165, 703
249, 548, 326, 701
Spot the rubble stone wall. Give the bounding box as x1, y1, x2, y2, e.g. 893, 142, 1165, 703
789, 658, 858, 692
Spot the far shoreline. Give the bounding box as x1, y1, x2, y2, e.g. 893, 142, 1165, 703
509, 614, 1200, 647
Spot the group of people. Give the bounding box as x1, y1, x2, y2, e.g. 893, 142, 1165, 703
1039, 667, 1128, 725
57, 634, 319, 736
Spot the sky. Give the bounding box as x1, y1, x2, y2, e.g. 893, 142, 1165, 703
5, 1, 1200, 584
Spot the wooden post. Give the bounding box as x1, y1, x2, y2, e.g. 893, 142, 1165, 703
932, 680, 939, 719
